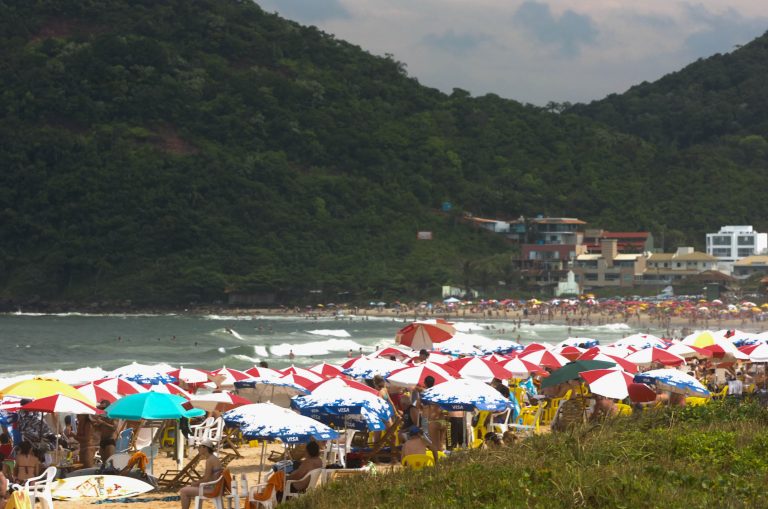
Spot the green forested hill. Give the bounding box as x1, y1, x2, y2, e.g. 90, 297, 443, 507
0, 0, 766, 305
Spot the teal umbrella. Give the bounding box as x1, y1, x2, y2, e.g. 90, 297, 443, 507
106, 392, 205, 420
540, 360, 616, 389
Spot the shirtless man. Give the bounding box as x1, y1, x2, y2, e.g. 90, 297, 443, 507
420, 376, 447, 462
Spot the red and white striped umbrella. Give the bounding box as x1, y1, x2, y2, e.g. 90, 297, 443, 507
406, 351, 454, 365
444, 357, 513, 382
395, 321, 455, 350
577, 350, 638, 373
94, 377, 147, 396
243, 366, 282, 379
308, 363, 345, 378
75, 382, 121, 404
579, 369, 634, 400
143, 382, 193, 399
746, 343, 768, 362
624, 347, 686, 367
210, 367, 251, 386
0, 396, 23, 412
519, 349, 569, 369
386, 363, 459, 388
481, 353, 513, 363
664, 343, 712, 360
520, 343, 551, 355
189, 391, 251, 412
553, 345, 585, 361
369, 347, 414, 362
307, 376, 380, 396
166, 367, 212, 384
279, 366, 325, 384
20, 394, 102, 415
499, 357, 545, 378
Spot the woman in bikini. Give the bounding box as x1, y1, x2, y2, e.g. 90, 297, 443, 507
14, 441, 40, 484
178, 439, 223, 509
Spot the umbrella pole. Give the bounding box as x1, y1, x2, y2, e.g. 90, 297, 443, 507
257, 439, 267, 483
176, 419, 184, 470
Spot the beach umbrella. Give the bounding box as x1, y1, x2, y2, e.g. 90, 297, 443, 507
142, 382, 193, 399
587, 345, 632, 358
520, 343, 551, 354
0, 377, 97, 406
0, 396, 23, 412
433, 334, 486, 356
481, 353, 513, 363
94, 377, 147, 396
210, 367, 251, 386
74, 382, 121, 404
611, 334, 666, 351
306, 376, 380, 396
385, 363, 458, 388
579, 369, 634, 400
664, 343, 713, 360
109, 362, 177, 385
406, 351, 454, 365
279, 366, 325, 384
556, 337, 599, 348
395, 321, 455, 350
291, 382, 392, 431
189, 391, 251, 412
633, 369, 710, 398
576, 351, 638, 373
519, 349, 570, 370
553, 345, 585, 361
20, 394, 102, 415
223, 402, 339, 482
478, 339, 523, 354
308, 363, 345, 378
369, 346, 414, 361
540, 360, 617, 389
243, 366, 282, 379
166, 367, 212, 384
444, 357, 513, 382
701, 341, 749, 361
420, 378, 509, 412
624, 347, 686, 367
106, 392, 205, 420
341, 357, 406, 379
499, 357, 545, 378
628, 383, 657, 403
682, 331, 717, 348
747, 343, 768, 363
235, 375, 312, 405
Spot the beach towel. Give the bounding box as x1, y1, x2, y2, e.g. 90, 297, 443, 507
206, 468, 231, 498
121, 451, 149, 474
249, 470, 284, 508
4, 491, 31, 509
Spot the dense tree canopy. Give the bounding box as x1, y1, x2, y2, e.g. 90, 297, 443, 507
1, 0, 766, 305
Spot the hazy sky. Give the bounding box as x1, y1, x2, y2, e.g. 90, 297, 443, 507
255, 0, 768, 105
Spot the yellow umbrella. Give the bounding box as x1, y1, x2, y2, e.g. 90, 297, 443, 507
685, 332, 716, 348
761, 303, 768, 309
0, 377, 97, 406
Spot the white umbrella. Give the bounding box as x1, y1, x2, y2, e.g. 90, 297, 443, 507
420, 378, 509, 411
634, 369, 709, 397
109, 362, 177, 385
610, 334, 665, 351
341, 357, 406, 379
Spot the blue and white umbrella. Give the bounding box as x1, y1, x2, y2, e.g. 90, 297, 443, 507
610, 334, 666, 351
633, 369, 710, 398
223, 402, 339, 482
109, 362, 177, 385
341, 357, 405, 379
557, 337, 599, 349
479, 339, 523, 355
291, 382, 392, 431
223, 402, 339, 443
420, 378, 510, 412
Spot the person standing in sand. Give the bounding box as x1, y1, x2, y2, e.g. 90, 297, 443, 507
420, 376, 447, 461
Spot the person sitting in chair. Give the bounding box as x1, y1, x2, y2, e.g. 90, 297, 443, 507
285, 441, 323, 495
178, 439, 223, 509
401, 425, 428, 458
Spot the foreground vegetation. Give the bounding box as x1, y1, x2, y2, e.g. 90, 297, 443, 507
290, 399, 768, 508
2, 1, 768, 304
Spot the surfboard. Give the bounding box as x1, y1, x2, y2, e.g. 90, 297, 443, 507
51, 474, 154, 500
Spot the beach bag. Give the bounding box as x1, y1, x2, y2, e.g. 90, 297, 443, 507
4, 491, 32, 509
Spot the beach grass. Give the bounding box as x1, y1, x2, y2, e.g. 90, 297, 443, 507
288, 398, 768, 509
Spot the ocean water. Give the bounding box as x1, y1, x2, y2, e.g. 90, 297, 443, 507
0, 312, 659, 385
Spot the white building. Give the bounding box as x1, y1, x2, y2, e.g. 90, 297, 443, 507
706, 225, 768, 273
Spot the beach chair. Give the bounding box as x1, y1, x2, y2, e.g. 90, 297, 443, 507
542, 390, 572, 424
510, 402, 545, 436
401, 454, 434, 470
115, 427, 134, 453
248, 481, 278, 509
193, 468, 231, 509
188, 417, 215, 448
712, 386, 728, 400
105, 452, 132, 471
489, 408, 512, 435
224, 473, 248, 509
24, 466, 56, 509
615, 403, 633, 416
362, 415, 401, 463
161, 424, 177, 448
282, 468, 324, 502
156, 452, 204, 491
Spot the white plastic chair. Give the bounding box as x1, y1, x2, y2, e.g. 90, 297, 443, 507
489, 408, 512, 434
224, 473, 248, 509
248, 482, 277, 509
193, 472, 226, 509
188, 417, 215, 448
24, 466, 57, 509
283, 468, 323, 502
